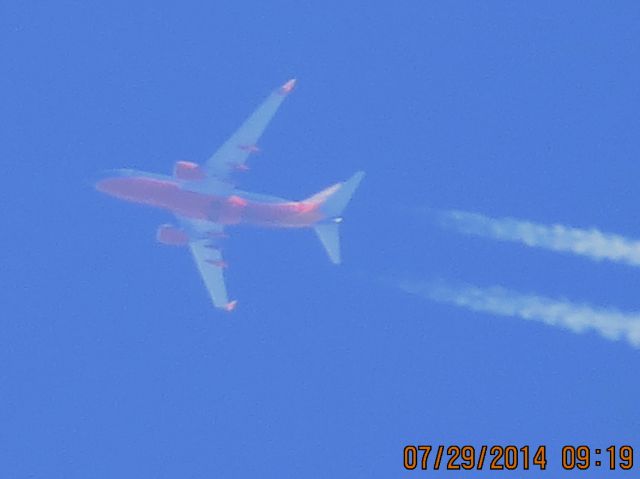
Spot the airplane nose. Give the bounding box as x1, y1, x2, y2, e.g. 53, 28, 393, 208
95, 178, 118, 195
95, 177, 135, 198
94, 169, 139, 193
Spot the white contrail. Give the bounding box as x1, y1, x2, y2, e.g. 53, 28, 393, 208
439, 210, 640, 267
397, 279, 640, 347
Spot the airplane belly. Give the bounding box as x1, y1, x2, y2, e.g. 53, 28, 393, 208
97, 177, 213, 219
238, 201, 323, 227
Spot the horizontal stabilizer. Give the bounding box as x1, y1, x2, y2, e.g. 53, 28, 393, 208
312, 171, 365, 218
314, 223, 341, 264
307, 171, 364, 265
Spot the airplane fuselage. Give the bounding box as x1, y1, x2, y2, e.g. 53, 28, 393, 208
96, 175, 324, 228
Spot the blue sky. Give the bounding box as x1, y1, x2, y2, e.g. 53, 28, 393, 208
2, 1, 640, 477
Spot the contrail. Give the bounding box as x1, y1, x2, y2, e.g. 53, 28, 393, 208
397, 279, 640, 347
439, 210, 640, 267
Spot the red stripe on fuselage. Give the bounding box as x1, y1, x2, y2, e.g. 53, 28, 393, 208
96, 176, 324, 227
96, 177, 214, 219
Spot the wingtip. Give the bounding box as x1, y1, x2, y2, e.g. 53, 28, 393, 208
352, 170, 365, 182
223, 300, 238, 312
279, 78, 297, 95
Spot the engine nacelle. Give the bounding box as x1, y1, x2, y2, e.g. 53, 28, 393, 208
156, 224, 189, 246
174, 161, 206, 181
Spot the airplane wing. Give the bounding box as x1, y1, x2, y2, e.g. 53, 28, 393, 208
179, 218, 237, 311
189, 240, 236, 311
204, 79, 296, 181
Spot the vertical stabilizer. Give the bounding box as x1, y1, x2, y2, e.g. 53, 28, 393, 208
308, 171, 364, 264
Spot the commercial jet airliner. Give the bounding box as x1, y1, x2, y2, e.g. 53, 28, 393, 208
96, 79, 364, 311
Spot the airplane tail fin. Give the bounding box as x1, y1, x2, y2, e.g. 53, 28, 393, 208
306, 171, 365, 264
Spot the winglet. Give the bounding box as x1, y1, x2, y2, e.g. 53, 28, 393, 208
278, 78, 296, 95
224, 300, 238, 312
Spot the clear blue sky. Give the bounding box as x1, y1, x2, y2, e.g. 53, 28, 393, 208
2, 1, 639, 477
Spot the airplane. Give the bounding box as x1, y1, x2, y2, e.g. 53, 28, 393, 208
96, 79, 364, 311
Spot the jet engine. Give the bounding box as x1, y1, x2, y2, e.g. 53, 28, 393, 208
156, 224, 189, 246
174, 161, 206, 181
